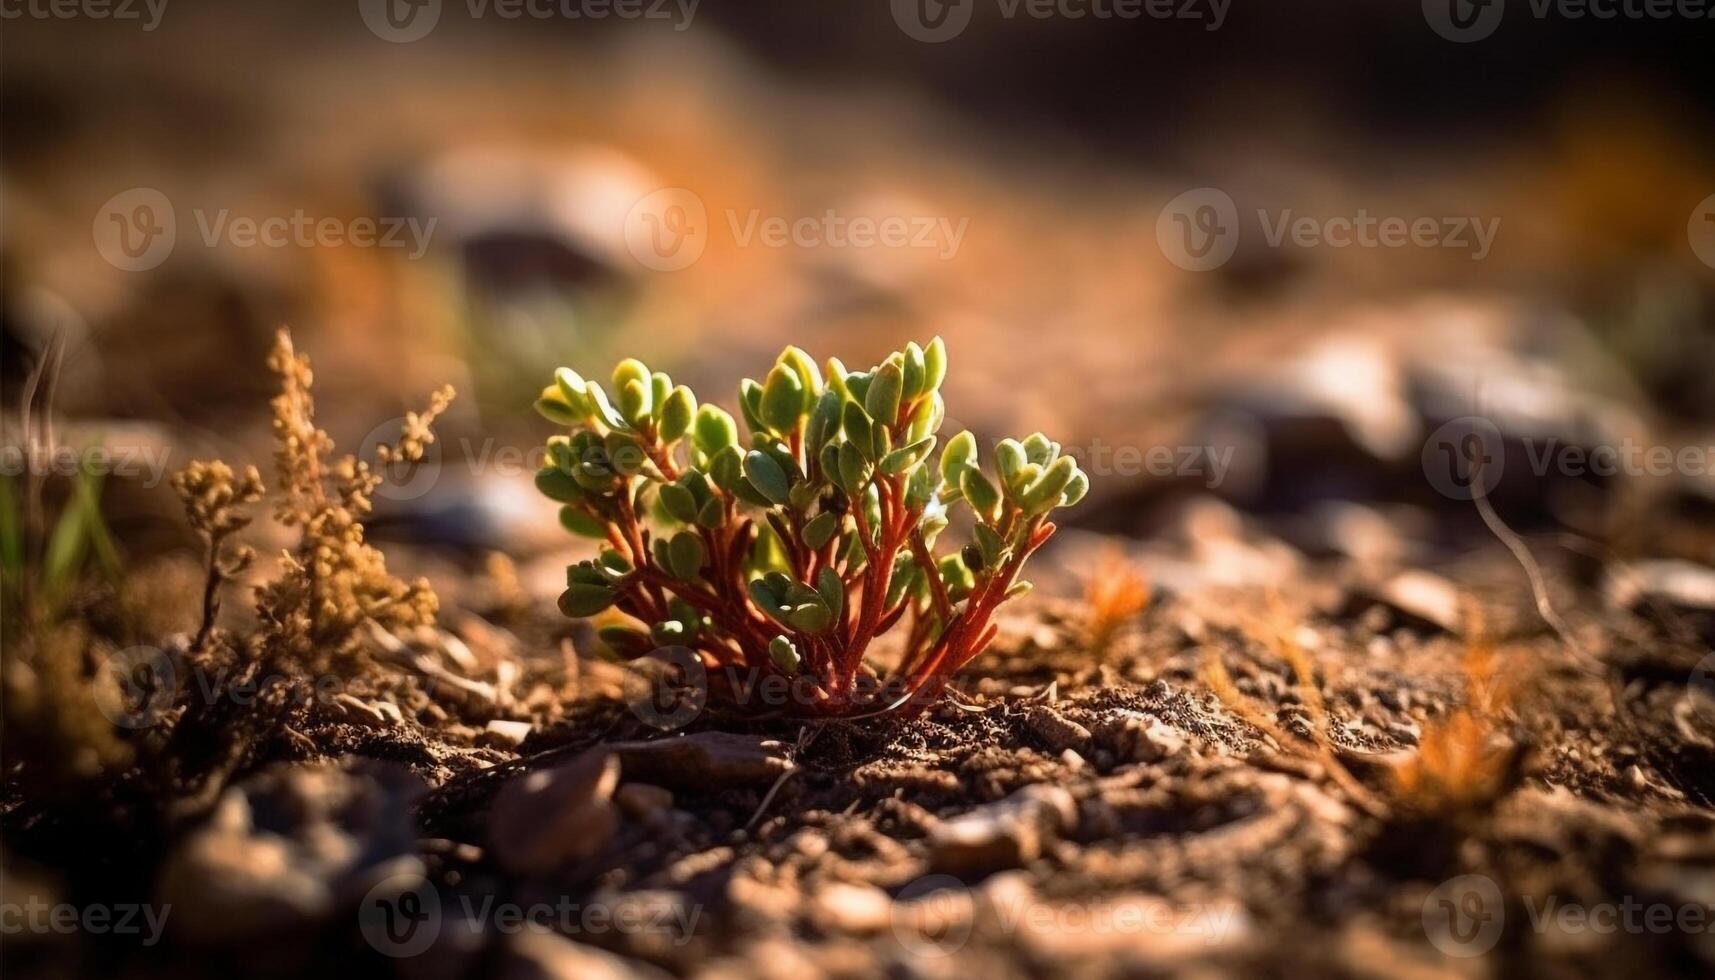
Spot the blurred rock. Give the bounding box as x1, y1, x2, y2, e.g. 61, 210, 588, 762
499, 928, 671, 980
489, 750, 621, 875
606, 733, 796, 789
930, 785, 1077, 875
1340, 570, 1465, 635
156, 758, 426, 944
1606, 559, 1715, 643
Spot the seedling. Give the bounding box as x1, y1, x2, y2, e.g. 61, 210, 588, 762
535, 339, 1087, 717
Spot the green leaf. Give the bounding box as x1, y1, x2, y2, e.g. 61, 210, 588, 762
906, 391, 942, 443
761, 364, 805, 433
1023, 455, 1078, 512
749, 577, 782, 613
651, 536, 673, 572
619, 378, 652, 427
816, 565, 845, 617
693, 404, 738, 457
865, 360, 903, 426
603, 431, 648, 477
535, 466, 583, 503
802, 511, 838, 549
558, 584, 616, 617
558, 506, 607, 539
824, 356, 851, 399
612, 357, 650, 394
778, 346, 823, 408
696, 496, 725, 528
974, 522, 1006, 567
836, 442, 871, 498
938, 553, 975, 600
805, 389, 842, 458
843, 401, 874, 461
905, 462, 937, 509
707, 445, 745, 493
535, 386, 582, 426
739, 378, 766, 435
658, 385, 697, 442
1022, 432, 1059, 466
786, 600, 832, 633
902, 341, 927, 399
658, 481, 698, 523
567, 560, 611, 587
668, 531, 706, 580
769, 635, 801, 673
941, 430, 977, 484
879, 435, 936, 476
584, 383, 628, 430
555, 367, 589, 404
884, 553, 919, 609
743, 450, 791, 506
960, 467, 1001, 522
995, 438, 1026, 486
1061, 470, 1090, 507
923, 336, 947, 392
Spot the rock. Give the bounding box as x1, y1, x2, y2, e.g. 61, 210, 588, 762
615, 783, 675, 820
1098, 712, 1188, 763
1025, 705, 1092, 753
489, 750, 621, 875
499, 927, 671, 980
1607, 559, 1715, 643
930, 785, 1077, 875
484, 719, 534, 746
810, 882, 892, 935
606, 733, 795, 789
156, 759, 426, 944
1341, 569, 1464, 635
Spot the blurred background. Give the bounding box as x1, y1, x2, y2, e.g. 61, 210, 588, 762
6, 0, 1715, 598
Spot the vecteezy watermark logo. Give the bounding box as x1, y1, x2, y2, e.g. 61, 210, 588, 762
0, 0, 168, 30
92, 645, 178, 730
1690, 194, 1715, 270
1429, 0, 1715, 41
0, 442, 175, 488
624, 188, 709, 272
359, 417, 444, 502
360, 871, 442, 957
95, 191, 438, 271
1423, 874, 1504, 957
622, 188, 970, 271
1423, 0, 1504, 42
623, 645, 708, 730
359, 0, 441, 41
1422, 416, 1505, 501
1158, 190, 1502, 270
360, 0, 698, 41
890, 875, 976, 957
891, 0, 975, 41
0, 899, 172, 945
892, 0, 1228, 41
1157, 188, 1240, 273
94, 188, 176, 272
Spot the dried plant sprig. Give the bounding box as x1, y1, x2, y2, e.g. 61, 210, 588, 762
534, 339, 1088, 717
171, 460, 264, 656
253, 329, 450, 677
1083, 548, 1150, 657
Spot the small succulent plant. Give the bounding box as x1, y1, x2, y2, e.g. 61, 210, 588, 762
534, 339, 1087, 717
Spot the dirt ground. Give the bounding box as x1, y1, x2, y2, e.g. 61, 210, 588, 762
6, 508, 1713, 979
